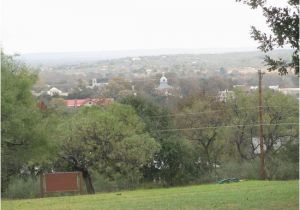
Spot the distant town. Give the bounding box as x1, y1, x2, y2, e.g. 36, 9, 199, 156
28, 50, 298, 109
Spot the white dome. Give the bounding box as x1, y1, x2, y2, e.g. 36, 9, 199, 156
160, 72, 168, 83
160, 76, 168, 83
156, 72, 173, 91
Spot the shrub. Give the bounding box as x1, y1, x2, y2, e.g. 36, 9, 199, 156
265, 156, 299, 180
91, 171, 141, 192
216, 159, 260, 180
3, 177, 40, 199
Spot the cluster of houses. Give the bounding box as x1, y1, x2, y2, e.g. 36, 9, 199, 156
33, 73, 178, 99
218, 85, 300, 102
33, 74, 299, 110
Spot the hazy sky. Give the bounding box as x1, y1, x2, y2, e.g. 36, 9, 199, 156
2, 0, 278, 54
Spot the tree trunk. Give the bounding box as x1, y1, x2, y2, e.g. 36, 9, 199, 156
203, 145, 212, 171
82, 169, 95, 194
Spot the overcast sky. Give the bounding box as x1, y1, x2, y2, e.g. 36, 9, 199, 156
2, 0, 280, 54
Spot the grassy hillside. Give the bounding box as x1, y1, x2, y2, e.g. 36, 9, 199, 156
2, 180, 298, 210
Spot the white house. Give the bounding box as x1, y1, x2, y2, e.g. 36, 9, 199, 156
217, 90, 235, 102
278, 88, 299, 98
252, 137, 281, 154
47, 87, 68, 96
250, 86, 258, 91
87, 78, 109, 89
269, 85, 279, 91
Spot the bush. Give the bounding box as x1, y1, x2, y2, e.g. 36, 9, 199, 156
3, 177, 40, 199
92, 171, 141, 193
156, 137, 200, 186
216, 159, 260, 180
265, 156, 299, 180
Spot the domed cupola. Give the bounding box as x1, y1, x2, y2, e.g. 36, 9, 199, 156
156, 72, 173, 92
160, 72, 168, 85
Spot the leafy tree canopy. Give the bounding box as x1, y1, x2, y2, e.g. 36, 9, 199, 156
237, 0, 299, 75
1, 52, 53, 192
57, 104, 160, 193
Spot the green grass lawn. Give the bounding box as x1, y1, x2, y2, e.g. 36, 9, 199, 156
2, 180, 298, 210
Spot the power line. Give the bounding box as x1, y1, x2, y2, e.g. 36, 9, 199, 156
146, 105, 287, 118
156, 122, 299, 132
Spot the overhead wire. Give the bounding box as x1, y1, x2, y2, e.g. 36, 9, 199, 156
145, 105, 288, 118
155, 122, 299, 132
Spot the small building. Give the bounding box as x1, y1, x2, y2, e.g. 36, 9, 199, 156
252, 137, 267, 154
269, 85, 279, 91
145, 69, 152, 75
65, 98, 114, 108
47, 87, 68, 96
278, 88, 299, 98
132, 57, 141, 61
217, 90, 235, 102
87, 78, 109, 89
250, 86, 258, 91
155, 73, 174, 96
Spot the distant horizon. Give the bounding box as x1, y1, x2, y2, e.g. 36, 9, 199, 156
15, 47, 293, 66
5, 46, 261, 56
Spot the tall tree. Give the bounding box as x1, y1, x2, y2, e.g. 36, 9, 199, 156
237, 0, 299, 75
1, 53, 51, 192
120, 96, 177, 183
262, 90, 299, 154
57, 104, 160, 194
121, 96, 173, 141
225, 89, 299, 178
176, 97, 228, 173
155, 136, 200, 186
226, 89, 258, 160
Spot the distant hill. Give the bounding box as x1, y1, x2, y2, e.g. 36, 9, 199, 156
18, 48, 293, 67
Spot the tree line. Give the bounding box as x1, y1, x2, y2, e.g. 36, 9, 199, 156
2, 53, 299, 198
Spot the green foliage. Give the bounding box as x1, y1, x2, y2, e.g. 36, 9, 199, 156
121, 96, 194, 185
176, 97, 228, 171
102, 77, 133, 100
225, 89, 258, 160
57, 104, 160, 193
265, 156, 299, 180
265, 141, 299, 180
120, 95, 173, 141
2, 52, 299, 197
237, 0, 299, 75
3, 177, 40, 199
1, 53, 52, 192
216, 160, 260, 180
263, 90, 299, 156
92, 170, 144, 192
67, 87, 97, 99
157, 137, 201, 185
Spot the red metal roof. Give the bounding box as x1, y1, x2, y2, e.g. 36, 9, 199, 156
65, 99, 89, 107
65, 98, 114, 107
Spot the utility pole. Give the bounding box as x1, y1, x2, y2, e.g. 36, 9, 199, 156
258, 70, 266, 180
